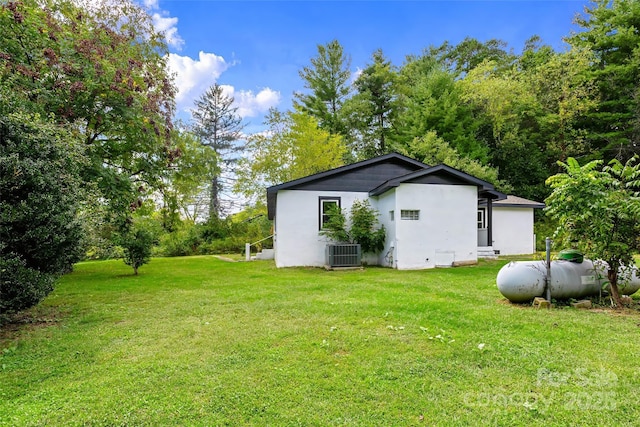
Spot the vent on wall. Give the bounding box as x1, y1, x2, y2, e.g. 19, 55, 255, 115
326, 244, 361, 268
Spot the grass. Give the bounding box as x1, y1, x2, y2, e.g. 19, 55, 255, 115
1, 256, 640, 426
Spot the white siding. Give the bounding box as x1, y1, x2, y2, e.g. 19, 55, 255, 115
491, 207, 535, 255
274, 190, 370, 268
394, 184, 477, 269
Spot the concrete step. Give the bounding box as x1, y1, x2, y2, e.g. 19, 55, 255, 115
477, 247, 498, 259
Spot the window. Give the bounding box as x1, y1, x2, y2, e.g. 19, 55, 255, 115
319, 197, 341, 230
390, 210, 395, 221
477, 208, 486, 229
400, 210, 420, 220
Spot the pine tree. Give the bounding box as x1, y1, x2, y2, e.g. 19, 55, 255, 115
191, 84, 245, 218
294, 40, 352, 138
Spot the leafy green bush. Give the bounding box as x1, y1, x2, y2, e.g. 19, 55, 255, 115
119, 225, 157, 275
0, 112, 84, 318
321, 199, 386, 254
157, 224, 203, 257
199, 236, 247, 254
0, 254, 55, 323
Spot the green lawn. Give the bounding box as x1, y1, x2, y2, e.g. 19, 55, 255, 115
1, 256, 639, 426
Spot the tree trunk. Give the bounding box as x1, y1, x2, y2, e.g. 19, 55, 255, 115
608, 268, 622, 307
209, 176, 220, 219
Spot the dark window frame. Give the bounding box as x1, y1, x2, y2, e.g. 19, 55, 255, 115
319, 197, 341, 230
477, 208, 486, 229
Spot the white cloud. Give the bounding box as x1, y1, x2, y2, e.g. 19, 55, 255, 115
221, 86, 281, 118
142, 0, 158, 8
168, 53, 280, 119
141, 0, 184, 49
351, 68, 363, 83
167, 51, 230, 112
151, 12, 184, 49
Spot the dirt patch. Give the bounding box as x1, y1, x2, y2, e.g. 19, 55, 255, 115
214, 255, 238, 262
0, 306, 65, 343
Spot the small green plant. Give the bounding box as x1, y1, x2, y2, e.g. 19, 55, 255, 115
321, 199, 386, 254
119, 226, 157, 275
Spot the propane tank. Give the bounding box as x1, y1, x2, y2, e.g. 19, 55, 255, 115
496, 259, 640, 303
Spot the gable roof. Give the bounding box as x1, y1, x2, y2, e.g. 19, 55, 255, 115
267, 152, 427, 193
369, 163, 498, 196
266, 153, 508, 219
266, 153, 428, 219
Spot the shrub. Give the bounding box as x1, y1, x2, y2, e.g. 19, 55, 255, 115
157, 224, 203, 257
321, 199, 386, 254
199, 236, 246, 254
119, 226, 157, 275
0, 112, 84, 318
0, 254, 55, 323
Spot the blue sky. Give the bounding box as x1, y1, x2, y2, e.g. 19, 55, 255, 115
144, 0, 588, 131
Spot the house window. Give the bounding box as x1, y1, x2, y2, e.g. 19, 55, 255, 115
319, 197, 341, 230
400, 210, 420, 220
390, 210, 395, 221
477, 208, 486, 229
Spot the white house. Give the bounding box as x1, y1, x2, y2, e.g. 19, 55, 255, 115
484, 195, 544, 256
266, 153, 543, 269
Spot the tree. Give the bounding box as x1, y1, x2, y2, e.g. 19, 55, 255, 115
522, 47, 597, 163
321, 200, 386, 255
428, 37, 515, 77
160, 127, 218, 230
397, 54, 487, 162
545, 157, 640, 306
235, 109, 346, 204
0, 0, 177, 217
294, 39, 352, 137
191, 83, 245, 219
344, 49, 402, 159
119, 225, 156, 275
0, 111, 84, 318
568, 0, 640, 159
398, 131, 511, 192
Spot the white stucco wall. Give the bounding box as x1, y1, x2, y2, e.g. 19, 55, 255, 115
273, 190, 371, 268
393, 184, 478, 270
374, 191, 397, 268
491, 207, 535, 255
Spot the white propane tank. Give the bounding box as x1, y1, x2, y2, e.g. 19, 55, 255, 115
496, 259, 640, 303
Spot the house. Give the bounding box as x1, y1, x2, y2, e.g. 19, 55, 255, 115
266, 153, 543, 270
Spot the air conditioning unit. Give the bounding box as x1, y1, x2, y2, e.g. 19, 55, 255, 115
326, 244, 361, 268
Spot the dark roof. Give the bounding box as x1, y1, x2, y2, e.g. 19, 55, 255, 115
266, 153, 428, 219
266, 152, 426, 193
266, 153, 507, 219
369, 164, 498, 196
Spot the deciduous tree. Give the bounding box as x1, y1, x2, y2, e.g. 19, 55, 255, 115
399, 131, 510, 191
0, 0, 177, 217
160, 128, 218, 229
545, 157, 640, 306
235, 109, 345, 204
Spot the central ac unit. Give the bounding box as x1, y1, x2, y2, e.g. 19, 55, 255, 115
326, 244, 361, 268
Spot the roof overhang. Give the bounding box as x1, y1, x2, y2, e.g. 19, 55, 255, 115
369, 164, 499, 197
266, 153, 428, 219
